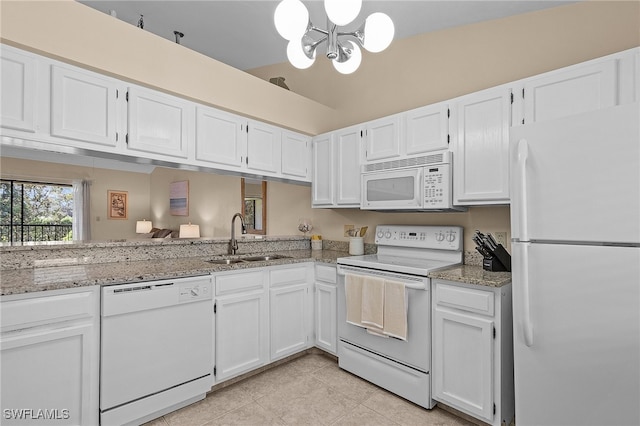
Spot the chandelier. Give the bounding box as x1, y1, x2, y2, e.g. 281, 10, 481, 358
274, 0, 394, 74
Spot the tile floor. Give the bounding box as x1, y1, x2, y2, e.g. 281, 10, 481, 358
145, 353, 476, 426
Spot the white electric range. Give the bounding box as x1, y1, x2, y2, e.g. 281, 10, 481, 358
336, 225, 463, 409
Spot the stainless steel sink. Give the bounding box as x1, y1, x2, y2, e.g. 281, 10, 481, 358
206, 258, 245, 265
242, 255, 291, 262
205, 254, 291, 264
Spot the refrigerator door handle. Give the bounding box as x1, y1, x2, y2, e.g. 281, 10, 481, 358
520, 242, 534, 347
516, 138, 529, 242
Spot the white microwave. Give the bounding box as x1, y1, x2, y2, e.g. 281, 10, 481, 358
361, 151, 466, 212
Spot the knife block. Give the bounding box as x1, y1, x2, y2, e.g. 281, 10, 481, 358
482, 244, 512, 272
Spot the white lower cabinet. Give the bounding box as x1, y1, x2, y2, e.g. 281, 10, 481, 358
213, 263, 315, 384
269, 264, 314, 361
432, 279, 514, 426
314, 264, 337, 355
213, 269, 269, 383
0, 287, 100, 426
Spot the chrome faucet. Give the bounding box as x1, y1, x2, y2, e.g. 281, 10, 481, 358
229, 212, 247, 255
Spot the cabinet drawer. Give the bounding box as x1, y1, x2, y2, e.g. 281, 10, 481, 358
270, 266, 308, 287
434, 282, 494, 316
1, 289, 96, 332
215, 271, 265, 296
315, 265, 337, 284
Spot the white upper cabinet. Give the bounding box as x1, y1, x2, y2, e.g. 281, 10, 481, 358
246, 120, 281, 174
404, 102, 450, 155
312, 124, 362, 208
335, 125, 362, 206
127, 86, 190, 159
1, 46, 37, 133
281, 130, 312, 182
50, 65, 120, 148
363, 114, 401, 162
195, 106, 245, 168
312, 133, 334, 207
520, 59, 617, 125
452, 86, 511, 205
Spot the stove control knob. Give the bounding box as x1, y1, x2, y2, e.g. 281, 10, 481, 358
435, 232, 445, 242
446, 232, 456, 242
384, 231, 392, 239
377, 230, 384, 239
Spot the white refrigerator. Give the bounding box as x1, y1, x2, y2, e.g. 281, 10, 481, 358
509, 103, 640, 426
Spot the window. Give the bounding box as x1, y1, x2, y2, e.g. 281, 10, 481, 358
0, 180, 74, 243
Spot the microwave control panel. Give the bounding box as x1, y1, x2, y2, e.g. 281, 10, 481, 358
424, 164, 452, 209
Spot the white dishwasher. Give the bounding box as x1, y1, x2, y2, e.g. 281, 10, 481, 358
100, 275, 213, 426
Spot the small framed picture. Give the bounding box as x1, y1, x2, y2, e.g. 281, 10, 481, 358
107, 190, 128, 220
170, 180, 189, 216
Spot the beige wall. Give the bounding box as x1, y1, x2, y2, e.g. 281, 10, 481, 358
149, 167, 241, 237
0, 0, 335, 135
0, 155, 508, 251
2, 1, 638, 251
2, 1, 637, 134
0, 156, 151, 240
248, 1, 640, 129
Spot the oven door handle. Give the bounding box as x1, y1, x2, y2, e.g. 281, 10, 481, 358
336, 266, 427, 290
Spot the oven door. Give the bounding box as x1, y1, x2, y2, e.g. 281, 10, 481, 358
336, 265, 431, 372
361, 167, 424, 210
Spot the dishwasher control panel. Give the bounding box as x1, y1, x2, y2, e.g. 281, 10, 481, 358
178, 280, 212, 302
103, 276, 212, 317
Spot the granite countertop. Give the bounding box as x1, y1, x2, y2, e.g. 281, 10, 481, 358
429, 264, 512, 288
0, 249, 347, 297
1, 245, 511, 296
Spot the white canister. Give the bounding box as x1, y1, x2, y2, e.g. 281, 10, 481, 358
311, 240, 323, 250
349, 237, 364, 255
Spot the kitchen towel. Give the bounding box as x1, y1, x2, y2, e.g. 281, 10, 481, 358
361, 276, 385, 329
345, 273, 364, 327
382, 279, 408, 341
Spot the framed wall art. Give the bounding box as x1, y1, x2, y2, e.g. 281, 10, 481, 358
107, 190, 128, 220
170, 180, 189, 216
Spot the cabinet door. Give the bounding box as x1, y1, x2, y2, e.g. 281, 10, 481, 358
335, 125, 362, 206
433, 306, 494, 422
452, 87, 511, 205
127, 86, 189, 158
51, 65, 119, 148
270, 283, 310, 360
1, 323, 98, 426
364, 115, 401, 162
312, 134, 334, 207
195, 106, 245, 168
281, 130, 311, 181
523, 59, 616, 125
246, 120, 281, 174
215, 289, 269, 382
315, 282, 337, 355
1, 47, 37, 133
405, 103, 449, 155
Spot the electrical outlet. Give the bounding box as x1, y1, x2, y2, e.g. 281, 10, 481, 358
344, 225, 355, 237
495, 232, 507, 246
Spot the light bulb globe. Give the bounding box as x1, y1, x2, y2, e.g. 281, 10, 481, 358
363, 12, 394, 53
287, 39, 315, 69
274, 0, 309, 41
332, 42, 361, 74
324, 0, 362, 26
